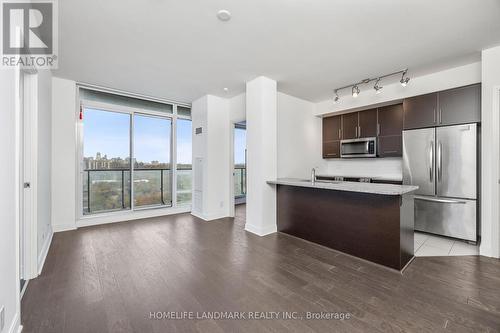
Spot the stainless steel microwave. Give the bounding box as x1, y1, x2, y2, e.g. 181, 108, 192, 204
340, 137, 377, 158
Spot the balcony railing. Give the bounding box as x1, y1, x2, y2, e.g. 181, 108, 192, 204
83, 167, 192, 215
234, 166, 246, 198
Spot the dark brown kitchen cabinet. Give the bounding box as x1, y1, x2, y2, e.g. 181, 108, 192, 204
378, 136, 402, 157
377, 103, 403, 157
438, 84, 481, 126
378, 104, 403, 136
342, 112, 359, 139
358, 108, 378, 138
323, 141, 340, 158
403, 93, 437, 129
322, 115, 341, 158
322, 115, 342, 141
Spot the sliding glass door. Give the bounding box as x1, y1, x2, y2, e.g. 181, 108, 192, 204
83, 108, 131, 215
133, 114, 172, 208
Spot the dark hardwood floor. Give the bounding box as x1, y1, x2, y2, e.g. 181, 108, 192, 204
22, 205, 500, 332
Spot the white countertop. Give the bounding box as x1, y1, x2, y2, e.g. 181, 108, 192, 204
267, 178, 418, 196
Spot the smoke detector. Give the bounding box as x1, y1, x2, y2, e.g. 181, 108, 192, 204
217, 10, 231, 22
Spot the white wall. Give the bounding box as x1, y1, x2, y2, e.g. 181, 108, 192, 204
0, 70, 21, 333
229, 93, 246, 123
191, 95, 231, 220
37, 70, 53, 266
51, 77, 77, 232
277, 92, 323, 179
480, 46, 500, 258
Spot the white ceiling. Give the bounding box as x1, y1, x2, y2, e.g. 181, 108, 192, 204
55, 0, 500, 103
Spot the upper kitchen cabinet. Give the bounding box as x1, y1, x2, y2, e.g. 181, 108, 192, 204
378, 104, 403, 136
322, 115, 341, 158
377, 104, 403, 157
438, 84, 481, 126
358, 108, 378, 138
322, 115, 342, 142
323, 141, 340, 158
403, 93, 437, 130
342, 112, 359, 139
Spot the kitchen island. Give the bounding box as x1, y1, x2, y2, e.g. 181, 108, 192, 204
267, 178, 418, 271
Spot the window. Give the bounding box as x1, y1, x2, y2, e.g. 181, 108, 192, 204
234, 126, 246, 198
133, 114, 172, 208
80, 88, 191, 216
83, 108, 131, 215
176, 118, 192, 205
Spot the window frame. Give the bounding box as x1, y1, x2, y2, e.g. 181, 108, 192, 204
76, 86, 191, 220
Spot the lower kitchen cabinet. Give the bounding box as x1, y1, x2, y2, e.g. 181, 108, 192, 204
323, 140, 340, 158
378, 135, 402, 157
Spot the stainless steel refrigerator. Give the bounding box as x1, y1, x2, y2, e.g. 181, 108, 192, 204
402, 123, 477, 242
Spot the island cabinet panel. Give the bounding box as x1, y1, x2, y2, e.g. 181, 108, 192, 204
342, 112, 359, 139
358, 108, 378, 138
276, 185, 414, 270
438, 84, 481, 126
322, 115, 342, 141
403, 93, 438, 129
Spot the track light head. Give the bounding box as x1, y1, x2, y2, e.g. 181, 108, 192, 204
352, 85, 360, 98
333, 90, 340, 103
374, 79, 383, 94
400, 70, 410, 87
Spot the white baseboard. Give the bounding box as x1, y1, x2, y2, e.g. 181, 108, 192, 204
38, 228, 53, 275
244, 223, 277, 236
8, 312, 21, 333
77, 206, 191, 228
52, 223, 77, 232
191, 211, 228, 221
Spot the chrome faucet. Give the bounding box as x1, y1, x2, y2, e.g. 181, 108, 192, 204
311, 167, 316, 184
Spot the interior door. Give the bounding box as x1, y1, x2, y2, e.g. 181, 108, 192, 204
436, 124, 477, 199
402, 128, 435, 196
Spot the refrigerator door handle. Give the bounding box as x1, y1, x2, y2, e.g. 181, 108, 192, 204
414, 196, 467, 204
437, 142, 442, 182
429, 141, 433, 182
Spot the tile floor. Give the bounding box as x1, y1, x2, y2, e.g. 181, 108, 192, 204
414, 231, 479, 257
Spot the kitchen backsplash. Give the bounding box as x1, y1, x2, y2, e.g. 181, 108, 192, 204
321, 157, 403, 180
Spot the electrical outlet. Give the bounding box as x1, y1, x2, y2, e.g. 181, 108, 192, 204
0, 305, 5, 332
220, 201, 224, 208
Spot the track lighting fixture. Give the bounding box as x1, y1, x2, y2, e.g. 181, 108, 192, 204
332, 68, 409, 103
333, 90, 340, 103
352, 85, 360, 98
400, 70, 410, 87
374, 79, 383, 94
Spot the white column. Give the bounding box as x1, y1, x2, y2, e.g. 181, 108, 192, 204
191, 95, 231, 220
245, 76, 277, 236
480, 46, 500, 258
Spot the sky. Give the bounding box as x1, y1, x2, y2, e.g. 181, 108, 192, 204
234, 128, 246, 164
83, 108, 191, 164
84, 107, 246, 165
